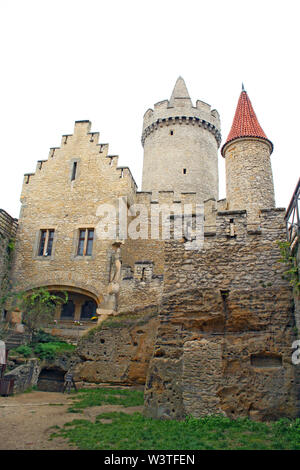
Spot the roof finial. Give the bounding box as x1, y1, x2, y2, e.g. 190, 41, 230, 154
242, 82, 245, 92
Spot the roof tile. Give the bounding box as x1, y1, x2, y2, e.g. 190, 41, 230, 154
221, 89, 273, 156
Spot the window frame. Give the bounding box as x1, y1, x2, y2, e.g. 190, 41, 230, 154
70, 158, 80, 182
38, 229, 55, 257
76, 228, 95, 257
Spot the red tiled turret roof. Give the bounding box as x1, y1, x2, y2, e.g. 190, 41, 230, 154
221, 87, 273, 156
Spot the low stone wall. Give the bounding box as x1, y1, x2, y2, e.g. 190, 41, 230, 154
4, 353, 80, 394
4, 359, 40, 393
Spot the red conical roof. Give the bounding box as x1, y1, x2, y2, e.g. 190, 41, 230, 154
221, 88, 273, 156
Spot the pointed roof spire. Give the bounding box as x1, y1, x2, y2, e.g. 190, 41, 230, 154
169, 76, 192, 107
221, 88, 273, 157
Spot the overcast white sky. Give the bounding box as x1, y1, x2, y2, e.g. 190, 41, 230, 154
0, 0, 299, 219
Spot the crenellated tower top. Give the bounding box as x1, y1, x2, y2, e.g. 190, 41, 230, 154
141, 77, 221, 200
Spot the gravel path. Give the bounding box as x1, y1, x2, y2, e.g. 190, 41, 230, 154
0, 390, 143, 450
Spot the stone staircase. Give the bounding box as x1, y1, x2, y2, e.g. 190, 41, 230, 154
5, 332, 31, 350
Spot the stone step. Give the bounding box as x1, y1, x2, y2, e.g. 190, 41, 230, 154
5, 333, 31, 350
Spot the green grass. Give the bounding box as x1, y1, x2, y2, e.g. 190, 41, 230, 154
67, 387, 144, 413
51, 387, 300, 450
9, 340, 76, 361
32, 341, 76, 360
52, 411, 300, 450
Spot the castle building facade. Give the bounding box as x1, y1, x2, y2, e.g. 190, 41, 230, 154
5, 78, 300, 420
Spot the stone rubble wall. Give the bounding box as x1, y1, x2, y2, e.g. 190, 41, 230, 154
74, 309, 159, 386
0, 209, 17, 305
144, 208, 300, 421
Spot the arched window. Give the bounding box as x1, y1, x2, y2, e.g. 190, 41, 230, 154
61, 300, 75, 319
80, 300, 97, 321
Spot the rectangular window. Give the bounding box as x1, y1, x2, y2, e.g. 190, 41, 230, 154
77, 228, 94, 256
38, 229, 55, 256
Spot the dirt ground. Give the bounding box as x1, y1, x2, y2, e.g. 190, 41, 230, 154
0, 390, 143, 450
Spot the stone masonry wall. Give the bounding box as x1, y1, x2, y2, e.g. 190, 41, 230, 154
225, 138, 275, 222
0, 210, 17, 307
144, 208, 300, 421
74, 310, 159, 385
10, 121, 137, 304
142, 88, 220, 199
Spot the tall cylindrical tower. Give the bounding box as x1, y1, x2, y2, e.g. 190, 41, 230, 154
141, 77, 221, 201
221, 87, 275, 221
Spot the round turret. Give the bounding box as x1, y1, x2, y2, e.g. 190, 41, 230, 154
141, 77, 221, 201
221, 88, 275, 221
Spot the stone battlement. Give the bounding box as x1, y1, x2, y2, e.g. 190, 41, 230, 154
141, 115, 221, 147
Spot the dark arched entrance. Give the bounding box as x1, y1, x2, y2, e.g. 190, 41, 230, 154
60, 300, 75, 319
37, 367, 65, 392
80, 300, 97, 321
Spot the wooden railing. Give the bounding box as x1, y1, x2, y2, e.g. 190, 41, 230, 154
0, 209, 18, 240
285, 177, 300, 248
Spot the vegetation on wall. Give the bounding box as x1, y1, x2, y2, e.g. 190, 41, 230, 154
277, 240, 300, 295
0, 236, 15, 309
9, 329, 76, 361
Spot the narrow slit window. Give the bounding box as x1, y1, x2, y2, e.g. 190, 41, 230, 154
71, 162, 77, 181
170, 130, 174, 135
183, 168, 187, 174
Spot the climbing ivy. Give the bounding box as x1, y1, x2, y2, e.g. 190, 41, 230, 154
277, 240, 300, 295
0, 236, 16, 309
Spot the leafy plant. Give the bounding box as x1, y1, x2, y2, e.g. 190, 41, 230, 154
277, 240, 300, 295
14, 345, 33, 357
17, 288, 68, 336
33, 341, 75, 360
31, 329, 59, 344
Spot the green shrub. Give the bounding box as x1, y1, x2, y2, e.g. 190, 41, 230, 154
14, 345, 33, 357
33, 341, 76, 360
31, 329, 58, 344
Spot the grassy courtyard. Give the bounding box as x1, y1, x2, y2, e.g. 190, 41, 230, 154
50, 387, 300, 450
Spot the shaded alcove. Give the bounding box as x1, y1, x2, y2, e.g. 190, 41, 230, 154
60, 299, 75, 320
80, 299, 97, 321
37, 367, 65, 392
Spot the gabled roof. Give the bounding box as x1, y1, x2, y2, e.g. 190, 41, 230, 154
221, 87, 273, 156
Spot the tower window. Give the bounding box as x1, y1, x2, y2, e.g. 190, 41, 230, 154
183, 168, 187, 174
71, 161, 77, 181
77, 228, 94, 256
38, 229, 55, 256
170, 130, 174, 135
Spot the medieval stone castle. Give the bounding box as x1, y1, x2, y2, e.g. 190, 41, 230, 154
1, 77, 299, 420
